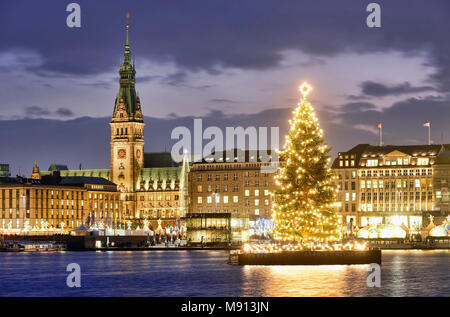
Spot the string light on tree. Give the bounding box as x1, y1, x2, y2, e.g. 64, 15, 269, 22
272, 82, 341, 243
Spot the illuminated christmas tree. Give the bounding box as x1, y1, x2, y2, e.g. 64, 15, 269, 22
272, 82, 341, 243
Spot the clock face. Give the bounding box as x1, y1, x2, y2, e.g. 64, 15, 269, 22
136, 149, 141, 159
118, 149, 126, 159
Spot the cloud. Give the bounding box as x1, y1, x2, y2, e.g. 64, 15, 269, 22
358, 81, 435, 98
353, 124, 379, 135
163, 71, 188, 86
5, 92, 450, 175
2, 0, 450, 94
24, 106, 51, 117
340, 102, 377, 113
298, 57, 327, 67
160, 71, 215, 89
137, 75, 162, 83
55, 108, 75, 117
23, 106, 74, 118
209, 98, 238, 104
336, 95, 450, 146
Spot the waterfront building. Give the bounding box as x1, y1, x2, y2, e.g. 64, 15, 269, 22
431, 150, 450, 225
0, 167, 122, 232
187, 150, 276, 244
332, 143, 450, 229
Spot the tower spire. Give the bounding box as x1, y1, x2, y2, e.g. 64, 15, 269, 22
123, 13, 131, 65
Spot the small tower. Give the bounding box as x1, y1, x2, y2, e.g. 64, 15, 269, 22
110, 14, 145, 194
31, 160, 41, 180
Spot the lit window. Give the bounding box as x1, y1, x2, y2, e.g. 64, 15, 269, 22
415, 179, 420, 188
198, 197, 202, 204
345, 193, 350, 201
245, 190, 250, 196
367, 159, 378, 167
223, 196, 229, 204
255, 209, 259, 215
264, 189, 269, 196
255, 190, 259, 197
207, 196, 212, 204
233, 196, 238, 203
417, 158, 429, 166
255, 199, 259, 206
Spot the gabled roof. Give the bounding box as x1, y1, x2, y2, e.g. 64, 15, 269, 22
332, 143, 447, 168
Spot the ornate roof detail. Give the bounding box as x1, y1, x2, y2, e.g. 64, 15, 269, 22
112, 19, 143, 122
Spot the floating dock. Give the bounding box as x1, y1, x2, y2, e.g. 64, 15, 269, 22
229, 249, 382, 265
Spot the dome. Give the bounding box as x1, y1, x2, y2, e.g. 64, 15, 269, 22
429, 226, 448, 237
378, 224, 406, 239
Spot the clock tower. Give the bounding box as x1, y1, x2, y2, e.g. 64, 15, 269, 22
110, 20, 145, 197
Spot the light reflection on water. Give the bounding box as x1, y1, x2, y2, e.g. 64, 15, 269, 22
0, 250, 448, 297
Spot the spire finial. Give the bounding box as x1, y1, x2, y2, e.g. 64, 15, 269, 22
125, 13, 130, 47
299, 82, 313, 100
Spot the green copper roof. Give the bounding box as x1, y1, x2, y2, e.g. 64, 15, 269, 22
113, 23, 142, 120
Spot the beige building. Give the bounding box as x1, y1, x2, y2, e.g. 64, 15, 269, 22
0, 168, 122, 231
332, 143, 450, 229
188, 150, 276, 243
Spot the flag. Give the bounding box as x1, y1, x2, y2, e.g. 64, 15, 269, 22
377, 123, 382, 129
424, 122, 430, 127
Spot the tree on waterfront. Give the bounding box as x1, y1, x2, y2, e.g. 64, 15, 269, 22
272, 82, 341, 243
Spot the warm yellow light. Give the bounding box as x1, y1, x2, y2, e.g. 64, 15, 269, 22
299, 82, 313, 99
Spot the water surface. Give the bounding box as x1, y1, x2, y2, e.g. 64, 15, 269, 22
0, 250, 448, 296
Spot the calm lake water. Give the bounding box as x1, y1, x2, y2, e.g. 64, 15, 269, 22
0, 250, 448, 296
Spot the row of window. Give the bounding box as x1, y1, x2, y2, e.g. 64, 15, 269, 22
197, 195, 270, 206
138, 194, 180, 201
365, 157, 430, 167
360, 169, 432, 177
360, 203, 432, 212
194, 209, 267, 216
197, 184, 270, 193
196, 171, 270, 182
360, 191, 433, 201
361, 179, 432, 189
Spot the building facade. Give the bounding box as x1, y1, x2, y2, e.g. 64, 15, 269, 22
332, 143, 450, 230
188, 150, 277, 243
0, 170, 122, 231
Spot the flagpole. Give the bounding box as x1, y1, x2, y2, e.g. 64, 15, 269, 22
380, 124, 383, 146
428, 124, 431, 145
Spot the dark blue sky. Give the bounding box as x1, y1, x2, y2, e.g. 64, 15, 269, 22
1, 1, 450, 173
